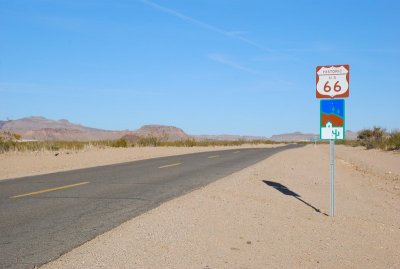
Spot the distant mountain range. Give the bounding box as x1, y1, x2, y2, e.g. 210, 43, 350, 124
0, 116, 359, 142
0, 117, 194, 141
122, 125, 190, 142
0, 116, 129, 141
270, 132, 317, 142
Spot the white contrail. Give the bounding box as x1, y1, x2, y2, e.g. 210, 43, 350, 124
138, 0, 276, 54
208, 53, 264, 75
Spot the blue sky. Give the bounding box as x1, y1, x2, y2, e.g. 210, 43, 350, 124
1, 0, 399, 136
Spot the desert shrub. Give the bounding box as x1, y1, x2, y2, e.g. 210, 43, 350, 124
18, 141, 86, 152
0, 132, 21, 152
160, 139, 197, 147
137, 135, 160, 147
0, 132, 284, 153
357, 126, 386, 149
356, 127, 400, 151
182, 139, 197, 147
111, 138, 128, 148
385, 131, 400, 151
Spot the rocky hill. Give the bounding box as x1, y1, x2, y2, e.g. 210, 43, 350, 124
0, 116, 99, 132
0, 117, 127, 141
269, 132, 317, 142
127, 125, 190, 141
122, 125, 190, 142
0, 117, 191, 142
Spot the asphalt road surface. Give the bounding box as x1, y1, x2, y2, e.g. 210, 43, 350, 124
0, 145, 301, 268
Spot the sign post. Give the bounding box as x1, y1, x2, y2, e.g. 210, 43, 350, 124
330, 140, 334, 216
316, 65, 349, 217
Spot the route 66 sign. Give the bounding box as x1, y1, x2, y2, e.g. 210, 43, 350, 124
316, 65, 350, 98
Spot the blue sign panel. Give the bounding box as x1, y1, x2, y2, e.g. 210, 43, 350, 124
320, 99, 345, 140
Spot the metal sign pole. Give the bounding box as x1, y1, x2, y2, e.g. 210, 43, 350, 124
330, 139, 335, 216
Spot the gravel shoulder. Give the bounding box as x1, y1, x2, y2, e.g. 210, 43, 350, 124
40, 145, 400, 269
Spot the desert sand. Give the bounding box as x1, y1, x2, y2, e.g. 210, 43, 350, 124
36, 144, 400, 269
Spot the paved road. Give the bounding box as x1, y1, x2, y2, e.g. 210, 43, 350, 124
0, 145, 301, 268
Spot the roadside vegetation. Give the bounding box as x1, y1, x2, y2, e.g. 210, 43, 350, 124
0, 132, 22, 152
355, 127, 400, 151
3, 127, 398, 154
0, 132, 280, 153
336, 127, 400, 151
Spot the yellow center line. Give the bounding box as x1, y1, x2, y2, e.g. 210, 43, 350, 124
233, 151, 240, 154
208, 155, 220, 159
158, 162, 182, 169
10, 181, 90, 199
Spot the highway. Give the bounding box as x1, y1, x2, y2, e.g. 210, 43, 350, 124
0, 145, 300, 268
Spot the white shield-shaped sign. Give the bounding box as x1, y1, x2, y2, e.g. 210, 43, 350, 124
316, 65, 349, 98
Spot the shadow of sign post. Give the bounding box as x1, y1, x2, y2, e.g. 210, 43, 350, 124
262, 180, 327, 216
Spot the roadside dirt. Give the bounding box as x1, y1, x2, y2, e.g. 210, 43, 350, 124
40, 144, 400, 269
